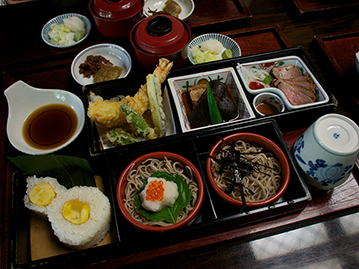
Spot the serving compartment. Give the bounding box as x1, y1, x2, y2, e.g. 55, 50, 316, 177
166, 46, 337, 131
106, 119, 311, 249
82, 75, 177, 156
236, 55, 330, 110
168, 67, 256, 132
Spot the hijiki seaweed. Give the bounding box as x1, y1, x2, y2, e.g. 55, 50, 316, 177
209, 140, 276, 206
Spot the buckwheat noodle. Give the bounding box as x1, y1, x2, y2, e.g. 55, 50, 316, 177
211, 139, 282, 202
124, 157, 199, 227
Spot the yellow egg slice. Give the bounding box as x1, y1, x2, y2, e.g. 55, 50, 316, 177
62, 199, 89, 225
29, 183, 56, 206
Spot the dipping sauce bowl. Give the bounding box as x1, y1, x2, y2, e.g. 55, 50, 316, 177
253, 92, 285, 116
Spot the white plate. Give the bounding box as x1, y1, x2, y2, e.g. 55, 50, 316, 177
71, 44, 132, 86
41, 13, 91, 48
143, 0, 195, 20
236, 55, 330, 110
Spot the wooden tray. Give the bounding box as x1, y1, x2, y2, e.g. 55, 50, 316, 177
291, 0, 359, 16
218, 24, 291, 56
2, 25, 291, 90
186, 0, 252, 35
313, 29, 359, 79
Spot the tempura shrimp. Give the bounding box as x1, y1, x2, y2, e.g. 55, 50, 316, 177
87, 58, 173, 129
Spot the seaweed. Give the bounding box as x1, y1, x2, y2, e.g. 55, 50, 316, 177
209, 140, 276, 206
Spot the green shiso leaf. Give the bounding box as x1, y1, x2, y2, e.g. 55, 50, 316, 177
134, 171, 192, 224
8, 155, 95, 188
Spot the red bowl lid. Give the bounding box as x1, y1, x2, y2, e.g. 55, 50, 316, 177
133, 15, 189, 55
93, 0, 143, 19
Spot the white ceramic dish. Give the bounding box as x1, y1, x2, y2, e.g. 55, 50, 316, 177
41, 13, 91, 48
188, 33, 241, 65
143, 0, 195, 20
167, 67, 256, 133
71, 43, 132, 86
236, 56, 330, 110
253, 92, 285, 117
355, 51, 359, 75
4, 81, 85, 155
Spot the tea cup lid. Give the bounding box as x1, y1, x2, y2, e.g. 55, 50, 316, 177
314, 113, 359, 155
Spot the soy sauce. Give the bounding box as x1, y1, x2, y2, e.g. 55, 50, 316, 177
23, 104, 78, 150
256, 103, 279, 116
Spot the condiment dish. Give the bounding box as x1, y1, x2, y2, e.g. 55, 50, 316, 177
71, 44, 132, 86
253, 92, 285, 116
4, 80, 85, 155
116, 151, 204, 232
41, 13, 91, 48
143, 0, 195, 20
206, 133, 290, 208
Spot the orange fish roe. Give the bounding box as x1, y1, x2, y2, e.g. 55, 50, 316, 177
145, 180, 164, 202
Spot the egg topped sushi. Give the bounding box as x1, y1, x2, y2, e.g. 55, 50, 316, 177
140, 177, 179, 212
47, 186, 111, 250
23, 176, 67, 219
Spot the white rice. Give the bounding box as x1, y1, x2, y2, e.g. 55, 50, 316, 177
47, 186, 111, 250
23, 176, 67, 220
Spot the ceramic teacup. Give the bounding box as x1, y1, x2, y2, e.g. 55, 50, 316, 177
253, 92, 285, 116
293, 113, 359, 191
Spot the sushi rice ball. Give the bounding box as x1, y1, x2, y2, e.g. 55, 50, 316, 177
47, 186, 111, 250
23, 176, 67, 219
140, 177, 179, 212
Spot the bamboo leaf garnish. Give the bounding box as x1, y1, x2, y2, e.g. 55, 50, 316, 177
8, 155, 95, 188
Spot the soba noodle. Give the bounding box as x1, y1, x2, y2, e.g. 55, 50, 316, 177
124, 157, 199, 227
211, 139, 282, 202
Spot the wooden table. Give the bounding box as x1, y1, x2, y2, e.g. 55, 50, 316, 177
1, 0, 359, 268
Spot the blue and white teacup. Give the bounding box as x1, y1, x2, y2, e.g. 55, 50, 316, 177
293, 113, 359, 191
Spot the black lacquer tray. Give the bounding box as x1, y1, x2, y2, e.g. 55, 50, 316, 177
83, 46, 337, 157
106, 119, 311, 253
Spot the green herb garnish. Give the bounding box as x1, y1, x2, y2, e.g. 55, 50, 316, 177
135, 171, 192, 224
207, 82, 222, 124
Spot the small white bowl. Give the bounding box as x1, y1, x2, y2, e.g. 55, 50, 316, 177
253, 92, 285, 116
143, 0, 195, 20
355, 51, 359, 75
4, 81, 85, 155
71, 43, 132, 86
188, 33, 241, 65
41, 13, 91, 48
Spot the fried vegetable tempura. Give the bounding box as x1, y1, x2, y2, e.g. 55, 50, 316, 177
87, 58, 173, 129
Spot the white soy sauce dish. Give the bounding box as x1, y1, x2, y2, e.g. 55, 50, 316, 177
253, 92, 285, 116
293, 113, 359, 192
5, 80, 85, 155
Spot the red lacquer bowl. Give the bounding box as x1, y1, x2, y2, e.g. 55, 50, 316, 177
117, 152, 204, 232
130, 15, 191, 70
206, 133, 290, 208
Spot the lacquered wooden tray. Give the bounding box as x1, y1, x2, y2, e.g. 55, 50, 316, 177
2, 25, 291, 91
186, 0, 252, 35
218, 24, 291, 56
291, 0, 359, 16
313, 29, 359, 78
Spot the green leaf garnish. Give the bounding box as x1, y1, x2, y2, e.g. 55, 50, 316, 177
207, 82, 222, 124
8, 155, 95, 188
135, 171, 192, 224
